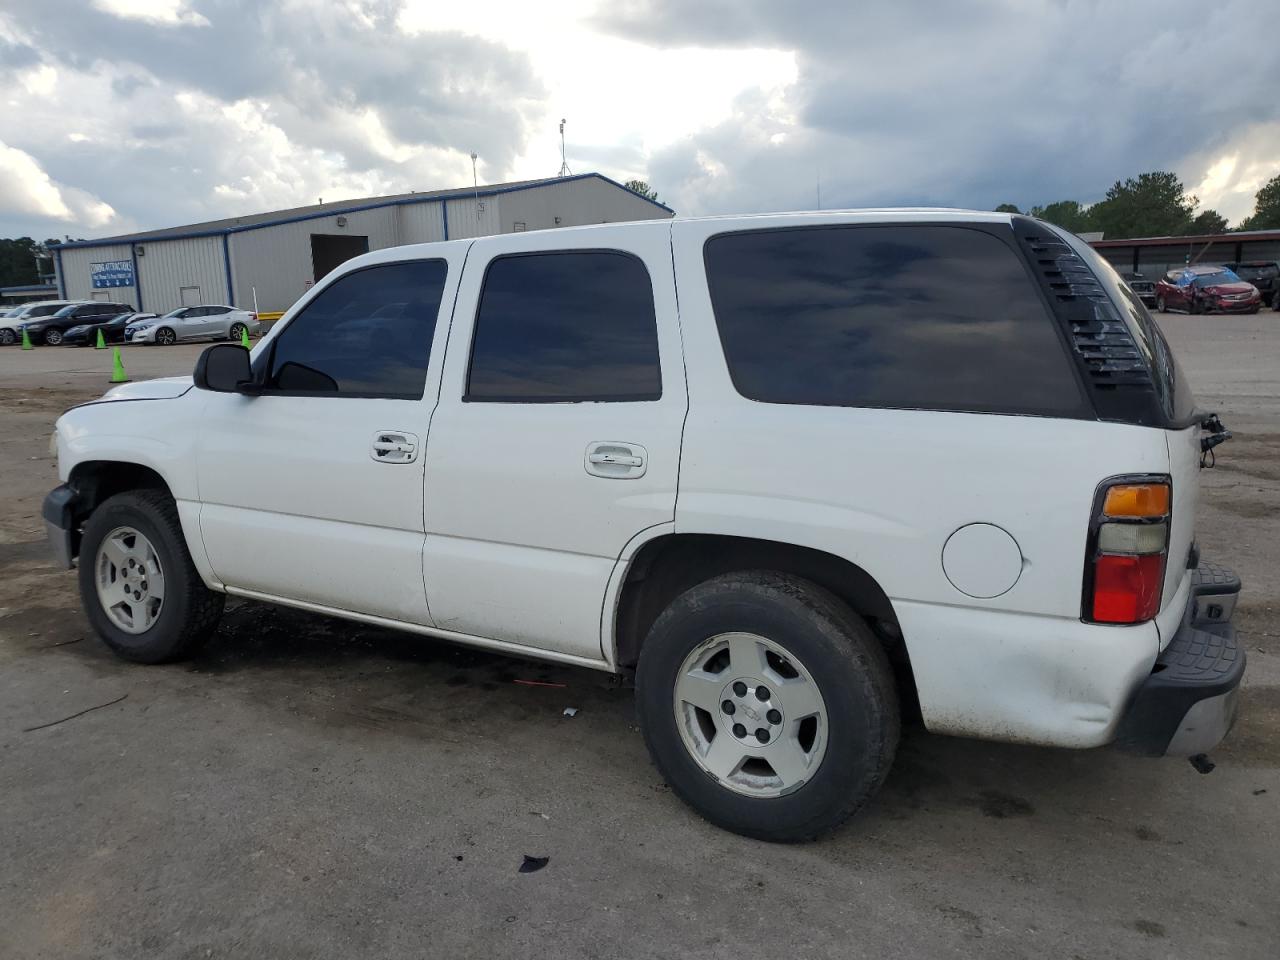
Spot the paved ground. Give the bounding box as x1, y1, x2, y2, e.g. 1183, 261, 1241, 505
1, 319, 1277, 960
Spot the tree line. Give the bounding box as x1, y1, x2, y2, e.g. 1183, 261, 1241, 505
0, 237, 63, 289
997, 170, 1280, 239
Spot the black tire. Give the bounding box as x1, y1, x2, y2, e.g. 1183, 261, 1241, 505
0, 328, 14, 346
1156, 296, 1166, 313
636, 571, 899, 842
228, 322, 247, 342
78, 489, 224, 663
155, 327, 176, 345
44, 329, 63, 345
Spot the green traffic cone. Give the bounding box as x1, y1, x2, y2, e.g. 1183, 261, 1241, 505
95, 328, 107, 349
21, 327, 33, 350
240, 326, 251, 349
110, 346, 129, 384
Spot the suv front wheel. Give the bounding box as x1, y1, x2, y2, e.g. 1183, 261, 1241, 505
78, 490, 224, 663
636, 571, 899, 842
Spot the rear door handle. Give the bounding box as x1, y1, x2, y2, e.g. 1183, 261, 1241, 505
371, 431, 419, 464
585, 442, 647, 479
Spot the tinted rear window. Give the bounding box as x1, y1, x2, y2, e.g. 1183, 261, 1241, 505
704, 225, 1086, 416
467, 251, 661, 402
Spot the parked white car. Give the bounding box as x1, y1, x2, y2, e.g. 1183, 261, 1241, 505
0, 299, 90, 345
127, 305, 259, 345
44, 211, 1244, 841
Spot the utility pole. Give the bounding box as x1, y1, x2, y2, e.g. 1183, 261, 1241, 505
558, 119, 572, 178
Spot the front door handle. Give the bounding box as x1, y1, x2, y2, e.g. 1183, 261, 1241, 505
589, 452, 642, 468
371, 431, 419, 464
585, 442, 647, 479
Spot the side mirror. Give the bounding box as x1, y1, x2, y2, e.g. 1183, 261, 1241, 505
194, 343, 255, 393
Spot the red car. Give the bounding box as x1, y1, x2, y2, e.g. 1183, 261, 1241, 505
1155, 265, 1262, 314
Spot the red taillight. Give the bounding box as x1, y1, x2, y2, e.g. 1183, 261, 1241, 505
1092, 553, 1164, 623
1085, 478, 1171, 625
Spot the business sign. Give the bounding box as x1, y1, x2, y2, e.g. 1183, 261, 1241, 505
91, 260, 134, 289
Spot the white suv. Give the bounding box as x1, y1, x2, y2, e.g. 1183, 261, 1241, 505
44, 211, 1244, 841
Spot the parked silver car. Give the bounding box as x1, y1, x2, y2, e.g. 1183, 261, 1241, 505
127, 305, 259, 345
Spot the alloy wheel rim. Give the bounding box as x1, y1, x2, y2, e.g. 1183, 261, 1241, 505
95, 525, 166, 634
673, 632, 829, 798
46, 330, 62, 344
158, 329, 174, 344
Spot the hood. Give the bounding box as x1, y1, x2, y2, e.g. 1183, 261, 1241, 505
1202, 282, 1256, 296
92, 376, 194, 403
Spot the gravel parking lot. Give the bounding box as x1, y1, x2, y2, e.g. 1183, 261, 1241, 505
1, 318, 1277, 960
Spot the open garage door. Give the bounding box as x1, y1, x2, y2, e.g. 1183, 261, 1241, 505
311, 234, 370, 283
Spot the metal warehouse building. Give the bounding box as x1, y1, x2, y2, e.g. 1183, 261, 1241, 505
50, 173, 673, 317
1090, 228, 1280, 278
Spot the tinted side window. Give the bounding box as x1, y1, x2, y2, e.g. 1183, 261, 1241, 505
467, 251, 661, 402
264, 260, 447, 398
704, 225, 1087, 416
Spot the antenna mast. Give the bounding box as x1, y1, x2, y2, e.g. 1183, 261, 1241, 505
558, 119, 572, 177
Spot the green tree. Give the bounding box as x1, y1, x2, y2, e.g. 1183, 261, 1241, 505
0, 237, 55, 288
1238, 173, 1280, 231
1086, 171, 1197, 239
994, 203, 1021, 214
624, 179, 659, 202
1186, 209, 1228, 235
1028, 200, 1094, 233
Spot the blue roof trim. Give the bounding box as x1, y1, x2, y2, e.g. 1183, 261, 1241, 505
48, 174, 674, 252
54, 249, 65, 298
441, 198, 449, 240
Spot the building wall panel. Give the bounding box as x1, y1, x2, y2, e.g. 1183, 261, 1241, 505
499, 178, 670, 235
137, 236, 228, 315
398, 200, 448, 244
442, 194, 503, 240
230, 207, 401, 312
58, 243, 138, 308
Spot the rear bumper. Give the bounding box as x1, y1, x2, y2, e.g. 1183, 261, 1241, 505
1113, 561, 1245, 756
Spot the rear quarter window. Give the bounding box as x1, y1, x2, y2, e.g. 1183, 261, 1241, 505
704, 224, 1088, 417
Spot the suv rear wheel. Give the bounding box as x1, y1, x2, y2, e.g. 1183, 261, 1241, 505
635, 571, 899, 842
78, 490, 224, 663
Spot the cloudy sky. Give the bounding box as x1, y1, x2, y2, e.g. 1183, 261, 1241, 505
1, 0, 1277, 240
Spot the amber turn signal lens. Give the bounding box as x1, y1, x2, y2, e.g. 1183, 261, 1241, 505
1102, 483, 1170, 518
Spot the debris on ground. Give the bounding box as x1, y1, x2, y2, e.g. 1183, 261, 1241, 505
1189, 754, 1216, 774
563, 707, 578, 718
23, 693, 129, 733
513, 679, 567, 688
518, 855, 549, 874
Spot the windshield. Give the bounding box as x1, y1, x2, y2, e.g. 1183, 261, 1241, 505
160, 309, 185, 318
1193, 271, 1241, 287
3, 306, 23, 318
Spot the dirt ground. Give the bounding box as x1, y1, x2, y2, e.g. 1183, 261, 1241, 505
1, 320, 1277, 960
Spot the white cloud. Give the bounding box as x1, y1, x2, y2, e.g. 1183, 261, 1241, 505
398, 0, 796, 185
1185, 122, 1280, 226
0, 141, 116, 227
92, 0, 210, 28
